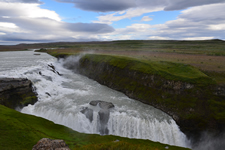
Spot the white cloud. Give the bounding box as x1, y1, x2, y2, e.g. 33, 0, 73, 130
93, 7, 163, 24
0, 22, 22, 33
148, 36, 171, 40
0, 2, 61, 21
0, 2, 114, 44
141, 16, 152, 22
182, 37, 215, 40
0, 22, 18, 28
1, 0, 225, 44
208, 24, 225, 31
0, 0, 41, 3
99, 3, 225, 41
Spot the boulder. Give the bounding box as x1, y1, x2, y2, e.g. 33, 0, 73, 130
32, 138, 70, 150
48, 64, 62, 76
80, 107, 93, 122
80, 101, 115, 135
89, 100, 114, 109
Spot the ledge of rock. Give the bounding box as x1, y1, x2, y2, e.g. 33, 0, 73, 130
81, 100, 115, 135
0, 78, 37, 109
89, 100, 115, 109
32, 138, 70, 150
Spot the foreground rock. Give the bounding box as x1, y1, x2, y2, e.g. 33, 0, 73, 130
32, 138, 70, 150
0, 78, 37, 109
81, 100, 115, 135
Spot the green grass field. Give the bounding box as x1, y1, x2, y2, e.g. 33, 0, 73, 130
80, 54, 214, 85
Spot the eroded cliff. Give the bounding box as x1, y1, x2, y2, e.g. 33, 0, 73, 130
62, 54, 225, 141
0, 78, 37, 109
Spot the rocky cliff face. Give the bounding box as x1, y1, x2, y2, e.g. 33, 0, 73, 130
64, 55, 225, 142
0, 78, 37, 109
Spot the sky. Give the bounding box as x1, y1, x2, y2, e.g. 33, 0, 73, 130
0, 0, 225, 45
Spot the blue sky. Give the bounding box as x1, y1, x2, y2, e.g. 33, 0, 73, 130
0, 0, 225, 44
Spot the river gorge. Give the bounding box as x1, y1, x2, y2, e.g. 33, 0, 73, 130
2, 49, 225, 150
0, 50, 192, 148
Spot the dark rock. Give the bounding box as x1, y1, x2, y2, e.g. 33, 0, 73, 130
48, 64, 62, 76
80, 107, 93, 122
0, 78, 37, 109
42, 75, 53, 81
89, 100, 114, 109
80, 101, 114, 135
89, 100, 114, 135
45, 92, 51, 97
98, 109, 110, 135
48, 64, 55, 70
32, 138, 70, 150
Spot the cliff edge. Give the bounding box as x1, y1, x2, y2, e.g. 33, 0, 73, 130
0, 78, 37, 109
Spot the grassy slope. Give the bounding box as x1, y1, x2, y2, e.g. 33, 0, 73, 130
0, 105, 189, 150
81, 54, 213, 85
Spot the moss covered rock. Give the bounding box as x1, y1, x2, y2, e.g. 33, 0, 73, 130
0, 78, 37, 109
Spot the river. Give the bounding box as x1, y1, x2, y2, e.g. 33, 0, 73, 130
0, 50, 190, 148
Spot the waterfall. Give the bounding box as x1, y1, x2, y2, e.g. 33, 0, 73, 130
0, 51, 190, 148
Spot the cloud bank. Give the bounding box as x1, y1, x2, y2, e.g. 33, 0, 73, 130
0, 0, 225, 44
0, 2, 114, 44
103, 3, 225, 41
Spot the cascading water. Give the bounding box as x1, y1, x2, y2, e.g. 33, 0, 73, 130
0, 50, 190, 148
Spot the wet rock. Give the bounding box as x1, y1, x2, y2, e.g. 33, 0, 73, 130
38, 70, 53, 81
80, 107, 93, 122
32, 138, 70, 150
0, 78, 37, 109
42, 75, 53, 81
45, 92, 51, 97
89, 100, 114, 109
0, 78, 31, 92
89, 100, 114, 135
80, 101, 114, 135
48, 64, 55, 70
98, 109, 110, 135
48, 64, 62, 76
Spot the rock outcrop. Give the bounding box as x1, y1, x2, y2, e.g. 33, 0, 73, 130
0, 78, 37, 109
89, 100, 114, 109
32, 138, 70, 150
81, 100, 115, 135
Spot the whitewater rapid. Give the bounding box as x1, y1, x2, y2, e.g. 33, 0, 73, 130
0, 50, 190, 148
